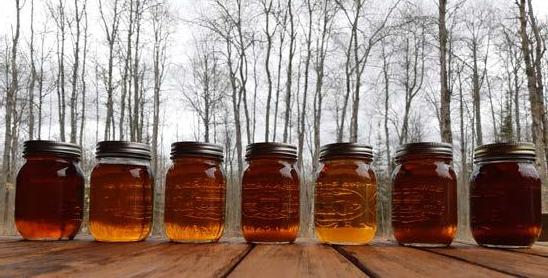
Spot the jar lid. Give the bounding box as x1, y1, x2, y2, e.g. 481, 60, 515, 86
171, 141, 224, 160
96, 141, 151, 160
319, 142, 373, 161
395, 142, 453, 160
245, 142, 297, 160
474, 142, 536, 162
23, 140, 81, 159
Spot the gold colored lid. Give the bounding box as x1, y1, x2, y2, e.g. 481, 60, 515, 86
474, 142, 536, 162
319, 142, 373, 161
395, 142, 453, 160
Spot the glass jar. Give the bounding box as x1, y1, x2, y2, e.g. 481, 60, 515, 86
391, 142, 457, 247
164, 142, 225, 242
470, 142, 541, 248
241, 143, 300, 243
89, 141, 153, 242
15, 140, 85, 240
315, 143, 377, 245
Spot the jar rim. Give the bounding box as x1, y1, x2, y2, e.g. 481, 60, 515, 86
96, 141, 151, 160
395, 142, 453, 160
23, 140, 81, 159
170, 141, 224, 161
474, 142, 535, 162
245, 142, 297, 160
319, 142, 373, 161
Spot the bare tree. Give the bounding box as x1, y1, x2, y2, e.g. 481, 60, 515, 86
99, 0, 122, 140
261, 0, 278, 142
282, 0, 296, 143
297, 0, 313, 166
2, 0, 21, 234
517, 0, 548, 203
28, 0, 37, 140
49, 0, 68, 141
396, 14, 427, 145
438, 0, 452, 143
336, 0, 401, 142
151, 0, 172, 173
180, 36, 225, 143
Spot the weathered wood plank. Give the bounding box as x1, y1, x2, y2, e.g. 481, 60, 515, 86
508, 244, 548, 258
337, 242, 511, 278
427, 243, 548, 277
48, 242, 252, 277
0, 239, 251, 278
228, 242, 366, 277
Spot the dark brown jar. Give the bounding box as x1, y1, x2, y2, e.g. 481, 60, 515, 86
392, 142, 457, 247
241, 143, 300, 243
470, 142, 541, 248
164, 142, 226, 243
315, 143, 377, 245
15, 140, 84, 240
89, 141, 153, 242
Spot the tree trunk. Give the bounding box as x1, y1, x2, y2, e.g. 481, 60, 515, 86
518, 0, 548, 210
439, 0, 453, 144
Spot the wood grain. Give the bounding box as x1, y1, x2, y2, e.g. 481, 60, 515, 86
337, 242, 511, 278
228, 242, 366, 278
427, 243, 548, 277
0, 240, 251, 278
1, 237, 547, 277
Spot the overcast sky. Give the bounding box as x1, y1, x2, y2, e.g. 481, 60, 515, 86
0, 0, 547, 157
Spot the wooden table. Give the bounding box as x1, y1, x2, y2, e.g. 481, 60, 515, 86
1, 237, 547, 277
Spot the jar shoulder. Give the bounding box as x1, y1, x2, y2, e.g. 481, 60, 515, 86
317, 160, 376, 181
243, 159, 299, 181
18, 158, 84, 180
392, 160, 456, 181
471, 161, 540, 181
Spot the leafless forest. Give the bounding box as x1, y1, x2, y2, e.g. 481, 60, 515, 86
0, 0, 547, 238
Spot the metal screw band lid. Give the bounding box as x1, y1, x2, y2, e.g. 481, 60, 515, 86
245, 142, 297, 160
395, 142, 453, 161
170, 141, 224, 161
96, 141, 151, 160
474, 142, 536, 162
23, 140, 81, 159
319, 142, 373, 161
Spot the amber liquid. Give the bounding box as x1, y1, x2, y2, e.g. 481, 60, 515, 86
315, 160, 377, 245
392, 159, 457, 246
164, 158, 225, 242
470, 162, 541, 247
89, 162, 153, 242
15, 156, 84, 240
241, 159, 300, 243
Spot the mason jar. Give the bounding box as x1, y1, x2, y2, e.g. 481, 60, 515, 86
315, 143, 377, 245
241, 143, 300, 243
391, 142, 457, 247
15, 140, 84, 240
89, 141, 153, 242
470, 142, 541, 248
164, 141, 225, 242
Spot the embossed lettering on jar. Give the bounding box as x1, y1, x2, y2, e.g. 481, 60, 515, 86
391, 142, 457, 247
241, 143, 300, 243
315, 143, 377, 245
15, 141, 85, 240
89, 141, 153, 242
470, 142, 541, 248
164, 142, 226, 242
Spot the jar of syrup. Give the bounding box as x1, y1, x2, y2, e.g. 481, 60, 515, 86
391, 142, 457, 247
315, 143, 377, 245
89, 141, 153, 242
164, 142, 226, 242
470, 142, 541, 248
241, 143, 300, 243
15, 140, 85, 240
